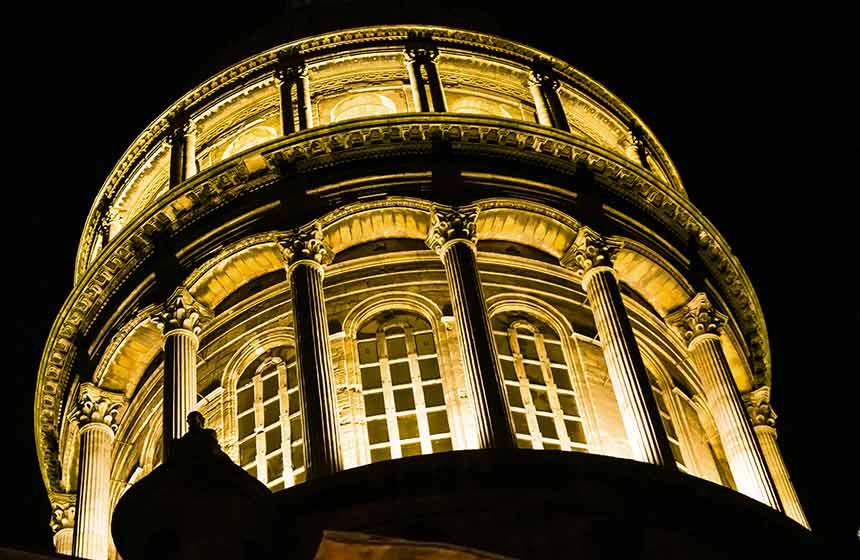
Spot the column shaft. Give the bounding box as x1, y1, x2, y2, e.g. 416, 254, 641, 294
184, 125, 197, 179
54, 528, 73, 555
296, 71, 312, 130
73, 424, 114, 560
689, 337, 781, 508
163, 329, 199, 456
405, 60, 431, 112
755, 426, 809, 527
584, 269, 677, 468
290, 263, 343, 478
423, 60, 446, 112
168, 128, 186, 188
441, 242, 515, 449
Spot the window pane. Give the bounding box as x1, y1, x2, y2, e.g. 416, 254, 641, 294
387, 336, 407, 359
558, 393, 579, 417
431, 438, 453, 453
239, 439, 256, 466
389, 361, 411, 385
237, 387, 254, 413
270, 480, 284, 492
294, 470, 306, 484
663, 416, 678, 440
552, 366, 573, 391
531, 388, 551, 412
267, 454, 283, 482
238, 413, 255, 439
524, 363, 544, 386
401, 442, 421, 457
545, 341, 565, 364
367, 419, 389, 444
506, 384, 524, 408
361, 366, 382, 390
418, 358, 440, 380
358, 340, 379, 364
427, 410, 450, 435
394, 388, 415, 411
370, 446, 391, 463
363, 392, 385, 416
670, 441, 685, 465
415, 332, 436, 355
423, 384, 445, 407
519, 337, 539, 360
494, 334, 511, 355
397, 415, 419, 439
512, 411, 530, 435
288, 391, 300, 415
544, 441, 561, 450
247, 465, 257, 479
263, 375, 279, 401
516, 437, 533, 449
500, 359, 517, 381
290, 417, 302, 443
264, 401, 279, 426
291, 444, 304, 469
287, 366, 298, 389
537, 415, 558, 439
565, 419, 586, 444
265, 427, 282, 454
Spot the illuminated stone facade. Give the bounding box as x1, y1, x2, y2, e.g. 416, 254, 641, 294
34, 26, 809, 559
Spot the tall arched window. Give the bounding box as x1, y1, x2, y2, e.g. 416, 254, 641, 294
492, 312, 587, 451
646, 370, 687, 471
235, 346, 304, 490
356, 311, 452, 462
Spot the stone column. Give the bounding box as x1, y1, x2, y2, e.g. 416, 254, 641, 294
668, 293, 781, 509
295, 63, 313, 130
528, 66, 569, 131
279, 225, 343, 479
154, 287, 210, 461
167, 116, 192, 188
276, 62, 312, 133
426, 207, 515, 449
275, 66, 298, 135
71, 383, 123, 560
560, 227, 676, 468
405, 45, 446, 112
745, 387, 809, 526
49, 494, 76, 555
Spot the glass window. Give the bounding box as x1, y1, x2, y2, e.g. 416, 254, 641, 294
648, 371, 687, 471
234, 349, 303, 489
358, 312, 452, 462
493, 312, 588, 452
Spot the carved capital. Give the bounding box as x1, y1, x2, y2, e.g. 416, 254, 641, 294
405, 45, 439, 64
667, 292, 727, 345
70, 383, 124, 432
279, 224, 333, 269
153, 287, 211, 335
165, 114, 190, 145
49, 494, 76, 534
560, 226, 621, 275
743, 386, 777, 428
528, 67, 560, 91
426, 206, 478, 254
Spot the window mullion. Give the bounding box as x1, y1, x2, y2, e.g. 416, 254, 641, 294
405, 329, 432, 454
510, 329, 542, 449
378, 333, 402, 458
277, 362, 294, 486
537, 333, 571, 451
252, 373, 268, 483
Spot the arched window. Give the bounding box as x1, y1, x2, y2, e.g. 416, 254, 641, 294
646, 370, 687, 471
492, 312, 587, 451
330, 92, 398, 123
235, 346, 304, 490
356, 311, 452, 462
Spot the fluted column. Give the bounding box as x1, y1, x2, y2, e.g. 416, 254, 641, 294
167, 116, 193, 188
50, 494, 76, 555
668, 293, 781, 509
71, 383, 123, 560
528, 65, 569, 131
405, 45, 446, 112
154, 287, 210, 461
745, 387, 809, 526
561, 227, 676, 468
279, 225, 343, 478
426, 207, 515, 449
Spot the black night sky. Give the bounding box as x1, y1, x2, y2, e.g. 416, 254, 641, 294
4, 2, 858, 555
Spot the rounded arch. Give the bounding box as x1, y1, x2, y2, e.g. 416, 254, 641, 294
342, 291, 445, 339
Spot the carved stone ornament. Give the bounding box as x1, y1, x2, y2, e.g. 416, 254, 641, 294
667, 292, 728, 344
404, 44, 439, 64
153, 287, 210, 335
279, 224, 333, 268
71, 382, 123, 432
426, 206, 478, 253
528, 68, 560, 91
49, 494, 76, 533
743, 386, 777, 428
275, 62, 308, 84
559, 226, 621, 275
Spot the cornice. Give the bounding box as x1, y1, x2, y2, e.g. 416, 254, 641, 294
37, 113, 766, 494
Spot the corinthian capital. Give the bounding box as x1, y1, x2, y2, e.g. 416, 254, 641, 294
667, 292, 727, 345
49, 494, 76, 534
405, 44, 439, 64
279, 224, 333, 270
743, 386, 777, 428
70, 383, 124, 432
153, 287, 211, 335
560, 226, 621, 275
426, 206, 478, 254
528, 64, 560, 91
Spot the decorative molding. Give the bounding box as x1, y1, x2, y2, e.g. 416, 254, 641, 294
667, 292, 728, 345
70, 383, 124, 432
426, 206, 478, 253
